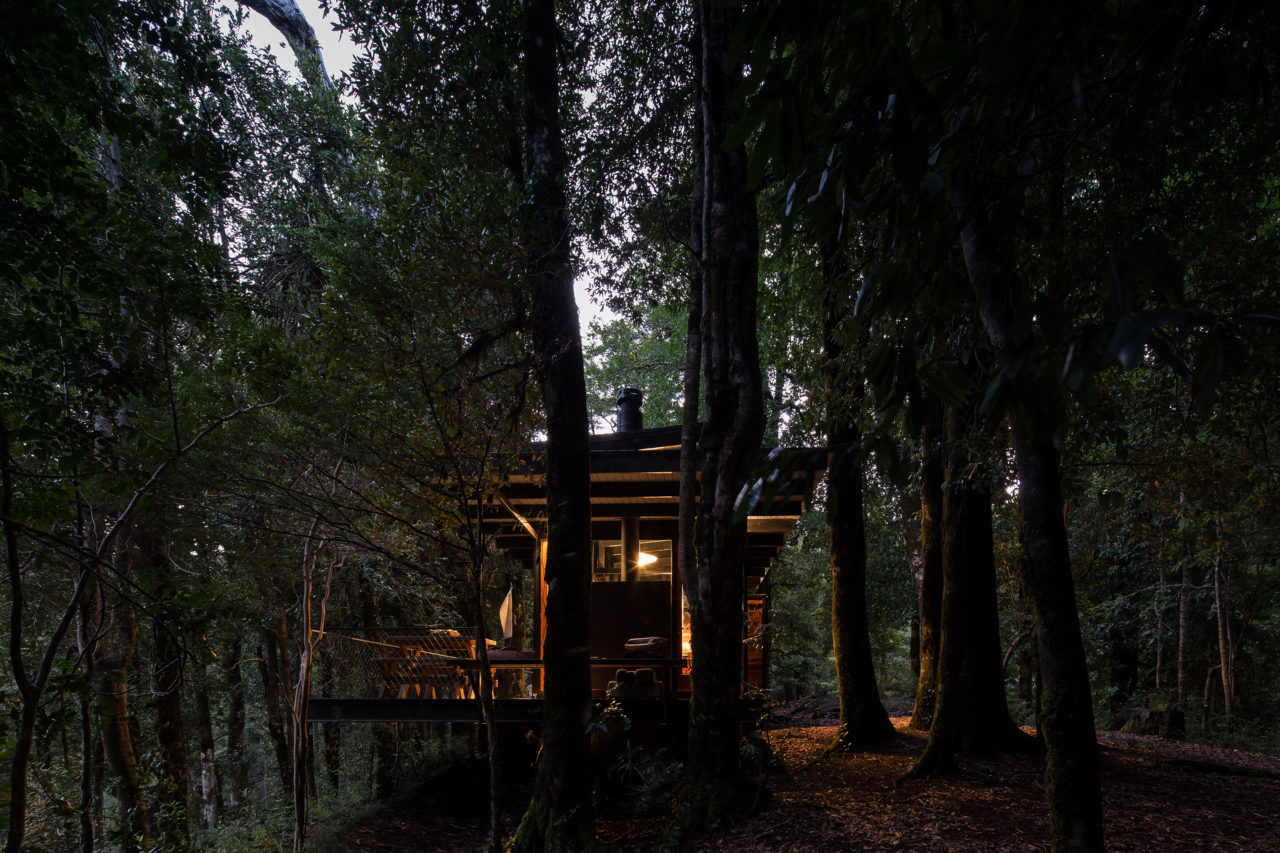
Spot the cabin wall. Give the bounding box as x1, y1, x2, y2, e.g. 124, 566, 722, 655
589, 580, 671, 693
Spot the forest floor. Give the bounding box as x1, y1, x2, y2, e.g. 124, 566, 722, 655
320, 699, 1280, 852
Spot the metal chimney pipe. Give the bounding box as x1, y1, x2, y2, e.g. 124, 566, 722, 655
616, 388, 643, 432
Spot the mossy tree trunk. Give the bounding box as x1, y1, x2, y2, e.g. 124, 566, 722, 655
955, 191, 1103, 852
911, 416, 944, 731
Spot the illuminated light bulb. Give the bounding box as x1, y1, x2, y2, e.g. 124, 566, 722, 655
637, 551, 658, 567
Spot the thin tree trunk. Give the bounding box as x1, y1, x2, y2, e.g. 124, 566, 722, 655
223, 638, 246, 814
93, 523, 151, 848
75, 494, 99, 853
319, 642, 341, 792
374, 724, 398, 798
5, 416, 104, 852
1212, 519, 1233, 728
2, 403, 264, 851
911, 417, 944, 730
291, 453, 345, 853
472, 598, 501, 849
1201, 662, 1218, 734
678, 24, 704, 708
1176, 490, 1194, 707
901, 483, 923, 683
195, 652, 222, 828
955, 191, 1103, 851
259, 627, 292, 792
509, 1, 594, 849
144, 526, 190, 850
78, 692, 95, 853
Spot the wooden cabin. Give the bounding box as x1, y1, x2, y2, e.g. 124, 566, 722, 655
309, 389, 822, 725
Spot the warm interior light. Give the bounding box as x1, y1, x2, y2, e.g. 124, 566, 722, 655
637, 551, 658, 567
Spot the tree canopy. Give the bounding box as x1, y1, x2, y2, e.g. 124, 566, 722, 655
3, 0, 1280, 850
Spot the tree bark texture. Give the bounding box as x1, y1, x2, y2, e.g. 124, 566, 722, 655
827, 416, 896, 748
900, 482, 923, 682
911, 417, 944, 731
678, 37, 704, 676
142, 526, 191, 849
223, 638, 247, 814
509, 1, 595, 849
1177, 490, 1193, 707
681, 0, 766, 833
955, 192, 1103, 852
259, 626, 292, 792
3, 412, 37, 853
911, 401, 1028, 776
319, 642, 341, 792
78, 694, 95, 853
92, 525, 151, 848
1212, 539, 1234, 727
822, 253, 894, 749
194, 654, 223, 828
239, 0, 333, 90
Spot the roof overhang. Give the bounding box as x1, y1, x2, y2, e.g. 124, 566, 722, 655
482, 426, 826, 587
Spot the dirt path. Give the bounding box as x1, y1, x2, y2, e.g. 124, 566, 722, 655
321, 704, 1280, 852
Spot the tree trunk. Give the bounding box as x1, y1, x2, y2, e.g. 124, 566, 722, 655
195, 653, 222, 828
910, 401, 1030, 776
144, 527, 190, 850
677, 24, 704, 715
822, 255, 894, 749
374, 725, 398, 798
901, 483, 923, 683
259, 627, 292, 792
1176, 490, 1193, 708
911, 417, 944, 730
238, 0, 333, 90
223, 638, 247, 815
319, 642, 341, 792
509, 1, 594, 849
472, 598, 502, 847
1212, 521, 1233, 729
78, 693, 95, 853
153, 618, 189, 847
827, 415, 896, 749
93, 525, 151, 848
2, 411, 37, 853
75, 509, 99, 853
955, 192, 1103, 852
1153, 564, 1165, 693
681, 0, 766, 833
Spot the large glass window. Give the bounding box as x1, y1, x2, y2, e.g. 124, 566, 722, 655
591, 538, 672, 581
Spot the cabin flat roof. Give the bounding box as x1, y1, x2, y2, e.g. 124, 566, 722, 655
486, 425, 826, 584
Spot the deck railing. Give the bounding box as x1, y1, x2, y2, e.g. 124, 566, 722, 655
314, 627, 685, 702
311, 627, 530, 700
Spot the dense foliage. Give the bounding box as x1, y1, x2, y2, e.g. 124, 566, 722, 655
3, 0, 1279, 849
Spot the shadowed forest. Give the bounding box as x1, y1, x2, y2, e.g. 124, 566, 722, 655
4, 1, 1280, 852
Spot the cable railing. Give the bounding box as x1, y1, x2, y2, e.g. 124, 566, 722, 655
313, 627, 685, 701
311, 627, 536, 700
